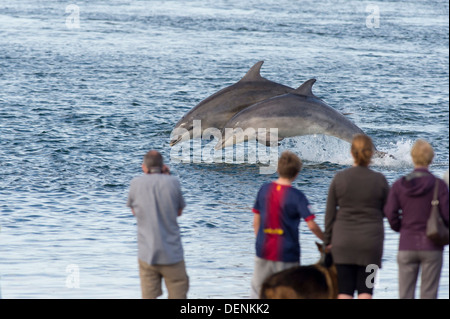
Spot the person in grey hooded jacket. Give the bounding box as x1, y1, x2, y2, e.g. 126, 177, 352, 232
384, 140, 449, 299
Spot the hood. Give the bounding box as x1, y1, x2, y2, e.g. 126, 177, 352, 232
400, 168, 436, 197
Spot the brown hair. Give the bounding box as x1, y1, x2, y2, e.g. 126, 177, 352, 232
411, 139, 434, 167
277, 151, 302, 179
351, 134, 374, 166
143, 150, 163, 171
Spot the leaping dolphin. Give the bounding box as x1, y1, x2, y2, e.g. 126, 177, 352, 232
215, 79, 383, 155
169, 61, 293, 147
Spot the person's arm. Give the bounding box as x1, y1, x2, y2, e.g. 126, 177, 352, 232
127, 182, 135, 216
252, 187, 262, 236
381, 175, 390, 216
253, 213, 261, 236
324, 178, 337, 246
162, 164, 171, 175
438, 180, 449, 227
383, 184, 401, 232
298, 192, 324, 242
307, 219, 324, 241
175, 178, 185, 218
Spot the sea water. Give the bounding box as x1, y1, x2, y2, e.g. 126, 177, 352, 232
0, 0, 448, 298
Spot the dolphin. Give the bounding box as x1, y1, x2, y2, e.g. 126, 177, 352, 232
169, 61, 293, 146
215, 79, 385, 156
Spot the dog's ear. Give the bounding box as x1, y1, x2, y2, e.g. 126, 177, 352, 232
323, 252, 334, 268
315, 241, 323, 252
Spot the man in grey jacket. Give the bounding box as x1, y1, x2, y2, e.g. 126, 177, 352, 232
127, 150, 188, 299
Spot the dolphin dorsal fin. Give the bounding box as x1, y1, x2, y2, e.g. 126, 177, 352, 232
239, 61, 265, 82
292, 79, 317, 97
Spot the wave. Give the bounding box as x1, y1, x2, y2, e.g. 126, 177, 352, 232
168, 135, 422, 169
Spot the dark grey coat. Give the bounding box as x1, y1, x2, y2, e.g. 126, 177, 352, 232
324, 166, 389, 267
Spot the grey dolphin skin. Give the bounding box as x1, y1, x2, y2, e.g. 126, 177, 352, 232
215, 79, 379, 153
169, 61, 293, 147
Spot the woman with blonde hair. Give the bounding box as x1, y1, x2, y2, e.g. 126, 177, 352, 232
324, 134, 389, 299
384, 139, 449, 299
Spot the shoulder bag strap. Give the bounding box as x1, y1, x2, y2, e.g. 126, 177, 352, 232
431, 178, 439, 206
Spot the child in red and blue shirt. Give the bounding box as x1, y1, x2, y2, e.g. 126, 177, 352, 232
250, 151, 324, 298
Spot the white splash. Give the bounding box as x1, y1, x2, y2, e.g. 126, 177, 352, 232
284, 135, 416, 168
